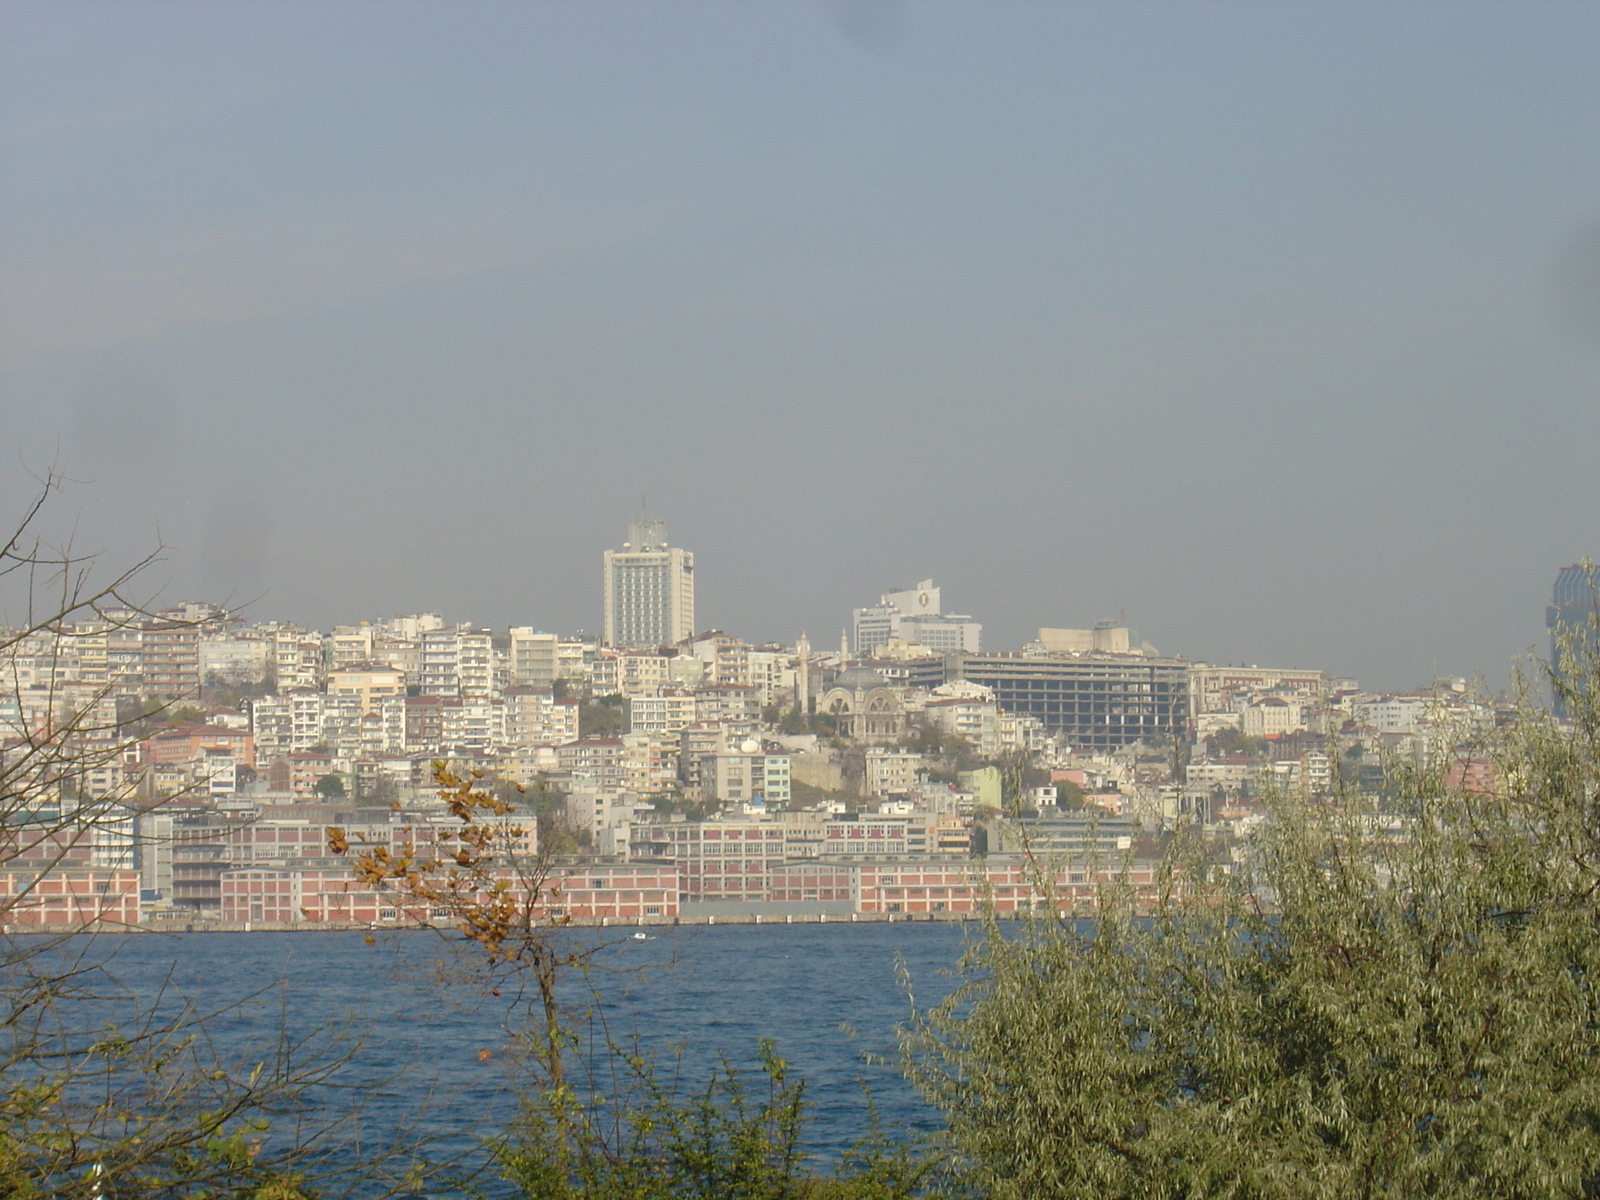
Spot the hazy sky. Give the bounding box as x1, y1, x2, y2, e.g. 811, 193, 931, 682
3, 1, 1599, 690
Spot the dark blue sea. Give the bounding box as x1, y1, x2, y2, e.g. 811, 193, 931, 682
40, 923, 971, 1194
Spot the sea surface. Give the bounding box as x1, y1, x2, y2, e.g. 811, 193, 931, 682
34, 922, 973, 1194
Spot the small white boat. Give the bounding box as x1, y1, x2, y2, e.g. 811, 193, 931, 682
632, 932, 650, 940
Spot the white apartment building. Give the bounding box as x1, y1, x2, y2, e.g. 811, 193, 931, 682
319, 696, 365, 757
68, 623, 109, 684
622, 732, 675, 795
325, 625, 376, 671
440, 696, 506, 750
618, 649, 675, 696
923, 681, 1004, 756
702, 741, 791, 807
589, 650, 620, 697
624, 687, 698, 738
509, 629, 559, 686
692, 683, 761, 726
420, 626, 460, 697
419, 626, 494, 697
687, 632, 751, 687
381, 613, 444, 641
747, 649, 786, 707
249, 690, 363, 759
503, 686, 581, 747
379, 695, 409, 753
556, 637, 592, 681
261, 626, 322, 691
998, 709, 1048, 753
1186, 758, 1263, 793
325, 661, 406, 714
865, 750, 926, 797
459, 630, 495, 696
373, 635, 422, 685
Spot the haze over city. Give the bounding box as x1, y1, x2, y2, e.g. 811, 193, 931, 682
4, 1, 1600, 689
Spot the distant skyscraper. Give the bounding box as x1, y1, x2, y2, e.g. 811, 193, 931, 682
1548, 563, 1600, 717
602, 519, 694, 648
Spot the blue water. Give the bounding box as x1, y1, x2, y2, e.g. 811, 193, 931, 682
34, 923, 970, 1192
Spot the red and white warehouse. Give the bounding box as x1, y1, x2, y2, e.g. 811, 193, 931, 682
0, 869, 142, 929
219, 860, 681, 925
768, 857, 1162, 915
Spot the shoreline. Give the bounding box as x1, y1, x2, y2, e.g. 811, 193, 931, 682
10, 909, 993, 934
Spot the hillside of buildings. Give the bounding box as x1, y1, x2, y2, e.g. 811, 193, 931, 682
0, 561, 1519, 930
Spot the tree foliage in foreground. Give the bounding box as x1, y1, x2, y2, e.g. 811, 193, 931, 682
0, 475, 435, 1197
903, 641, 1600, 1199
497, 1038, 938, 1200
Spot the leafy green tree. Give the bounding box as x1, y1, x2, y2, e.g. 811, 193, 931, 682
1206, 726, 1270, 758
359, 771, 399, 806
1053, 779, 1086, 809
579, 696, 624, 737
312, 772, 346, 798
496, 1040, 935, 1200
903, 643, 1600, 1200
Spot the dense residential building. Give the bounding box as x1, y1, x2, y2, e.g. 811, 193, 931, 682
324, 625, 376, 671
140, 623, 201, 699
865, 750, 927, 797
325, 661, 406, 714
700, 742, 791, 807
419, 626, 496, 698
508, 628, 559, 686
602, 519, 695, 648
143, 721, 256, 769
261, 625, 322, 691
692, 682, 761, 726
624, 687, 698, 738
439, 696, 506, 750
503, 686, 580, 747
